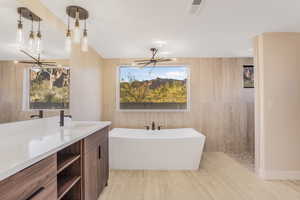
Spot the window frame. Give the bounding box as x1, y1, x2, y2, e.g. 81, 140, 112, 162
116, 65, 191, 112
26, 66, 71, 111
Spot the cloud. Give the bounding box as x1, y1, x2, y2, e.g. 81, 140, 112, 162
159, 71, 186, 80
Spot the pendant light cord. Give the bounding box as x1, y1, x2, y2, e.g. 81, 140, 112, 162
38, 19, 40, 32
31, 15, 33, 32
18, 8, 22, 23
67, 10, 70, 30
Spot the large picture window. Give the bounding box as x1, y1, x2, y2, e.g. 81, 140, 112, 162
29, 67, 70, 110
118, 66, 189, 111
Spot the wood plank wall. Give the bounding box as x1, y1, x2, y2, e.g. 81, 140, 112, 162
102, 58, 254, 154
0, 60, 69, 123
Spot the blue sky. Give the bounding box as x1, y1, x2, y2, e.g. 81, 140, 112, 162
120, 66, 187, 82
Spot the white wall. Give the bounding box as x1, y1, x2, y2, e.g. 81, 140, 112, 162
70, 44, 103, 121
254, 33, 300, 180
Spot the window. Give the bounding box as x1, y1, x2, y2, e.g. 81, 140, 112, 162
29, 67, 70, 110
118, 66, 189, 111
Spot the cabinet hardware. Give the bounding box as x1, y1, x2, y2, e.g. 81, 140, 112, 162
99, 145, 102, 159
24, 187, 45, 200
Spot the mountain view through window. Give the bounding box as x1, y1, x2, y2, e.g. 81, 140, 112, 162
119, 66, 188, 110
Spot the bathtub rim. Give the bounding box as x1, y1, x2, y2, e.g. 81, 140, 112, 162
109, 128, 206, 139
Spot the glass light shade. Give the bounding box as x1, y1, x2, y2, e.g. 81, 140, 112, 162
28, 35, 35, 52
81, 30, 88, 52
65, 35, 72, 53
36, 31, 42, 53
16, 22, 24, 49
16, 28, 23, 46
36, 37, 42, 53
73, 19, 81, 43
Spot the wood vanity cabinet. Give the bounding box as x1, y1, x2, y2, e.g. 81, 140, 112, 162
83, 127, 109, 200
0, 125, 109, 200
0, 154, 57, 200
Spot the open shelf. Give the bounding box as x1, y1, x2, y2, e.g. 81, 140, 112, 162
57, 141, 82, 200
57, 154, 81, 174
57, 176, 81, 200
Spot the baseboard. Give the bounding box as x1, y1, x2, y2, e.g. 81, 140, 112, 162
257, 169, 300, 180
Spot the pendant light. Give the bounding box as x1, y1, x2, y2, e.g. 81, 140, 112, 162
17, 7, 43, 53
65, 12, 72, 53
81, 19, 88, 52
28, 17, 35, 52
66, 6, 89, 52
73, 9, 81, 43
16, 8, 24, 48
36, 19, 42, 53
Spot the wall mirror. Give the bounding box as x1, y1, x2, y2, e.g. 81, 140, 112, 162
0, 3, 69, 124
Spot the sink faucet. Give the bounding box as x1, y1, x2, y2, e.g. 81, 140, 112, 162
30, 110, 43, 119
60, 110, 72, 127
151, 121, 155, 130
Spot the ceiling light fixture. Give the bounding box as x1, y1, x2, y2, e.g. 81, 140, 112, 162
73, 10, 81, 43
28, 17, 35, 52
16, 8, 23, 48
81, 20, 88, 52
36, 19, 42, 53
17, 7, 42, 54
65, 6, 89, 52
65, 11, 72, 53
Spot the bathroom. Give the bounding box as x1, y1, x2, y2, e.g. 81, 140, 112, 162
0, 0, 300, 200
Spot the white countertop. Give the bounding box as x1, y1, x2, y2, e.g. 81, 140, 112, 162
0, 117, 111, 181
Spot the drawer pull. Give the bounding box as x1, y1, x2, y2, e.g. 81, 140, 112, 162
24, 187, 45, 200
99, 145, 102, 159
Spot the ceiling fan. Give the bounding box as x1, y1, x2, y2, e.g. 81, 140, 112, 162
18, 49, 57, 67
133, 48, 176, 68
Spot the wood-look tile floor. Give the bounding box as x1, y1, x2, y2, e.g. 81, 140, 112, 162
99, 153, 300, 200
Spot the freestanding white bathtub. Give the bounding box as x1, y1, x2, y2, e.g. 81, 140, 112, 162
109, 128, 205, 170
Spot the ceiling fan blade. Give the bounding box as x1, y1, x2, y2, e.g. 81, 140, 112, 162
157, 59, 173, 62
39, 61, 57, 64
20, 50, 39, 62
136, 61, 152, 65
134, 59, 151, 62
18, 61, 36, 64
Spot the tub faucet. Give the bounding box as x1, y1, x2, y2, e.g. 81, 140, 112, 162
30, 110, 43, 119
60, 110, 72, 127
151, 121, 156, 130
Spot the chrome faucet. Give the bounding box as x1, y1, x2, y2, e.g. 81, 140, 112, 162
30, 110, 43, 119
60, 110, 72, 127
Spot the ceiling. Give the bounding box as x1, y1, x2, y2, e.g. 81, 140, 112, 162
2, 0, 300, 59
0, 0, 68, 60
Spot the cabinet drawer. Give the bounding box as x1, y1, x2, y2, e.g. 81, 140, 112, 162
84, 127, 109, 153
29, 178, 57, 200
0, 154, 57, 200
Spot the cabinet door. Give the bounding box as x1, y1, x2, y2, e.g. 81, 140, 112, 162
84, 146, 99, 200
98, 136, 109, 194
97, 144, 104, 196
83, 127, 109, 200
102, 137, 109, 186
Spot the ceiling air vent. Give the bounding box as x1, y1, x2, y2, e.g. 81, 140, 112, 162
188, 0, 204, 15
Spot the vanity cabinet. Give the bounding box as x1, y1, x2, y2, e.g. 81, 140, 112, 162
0, 125, 109, 200
0, 154, 57, 200
83, 127, 109, 200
